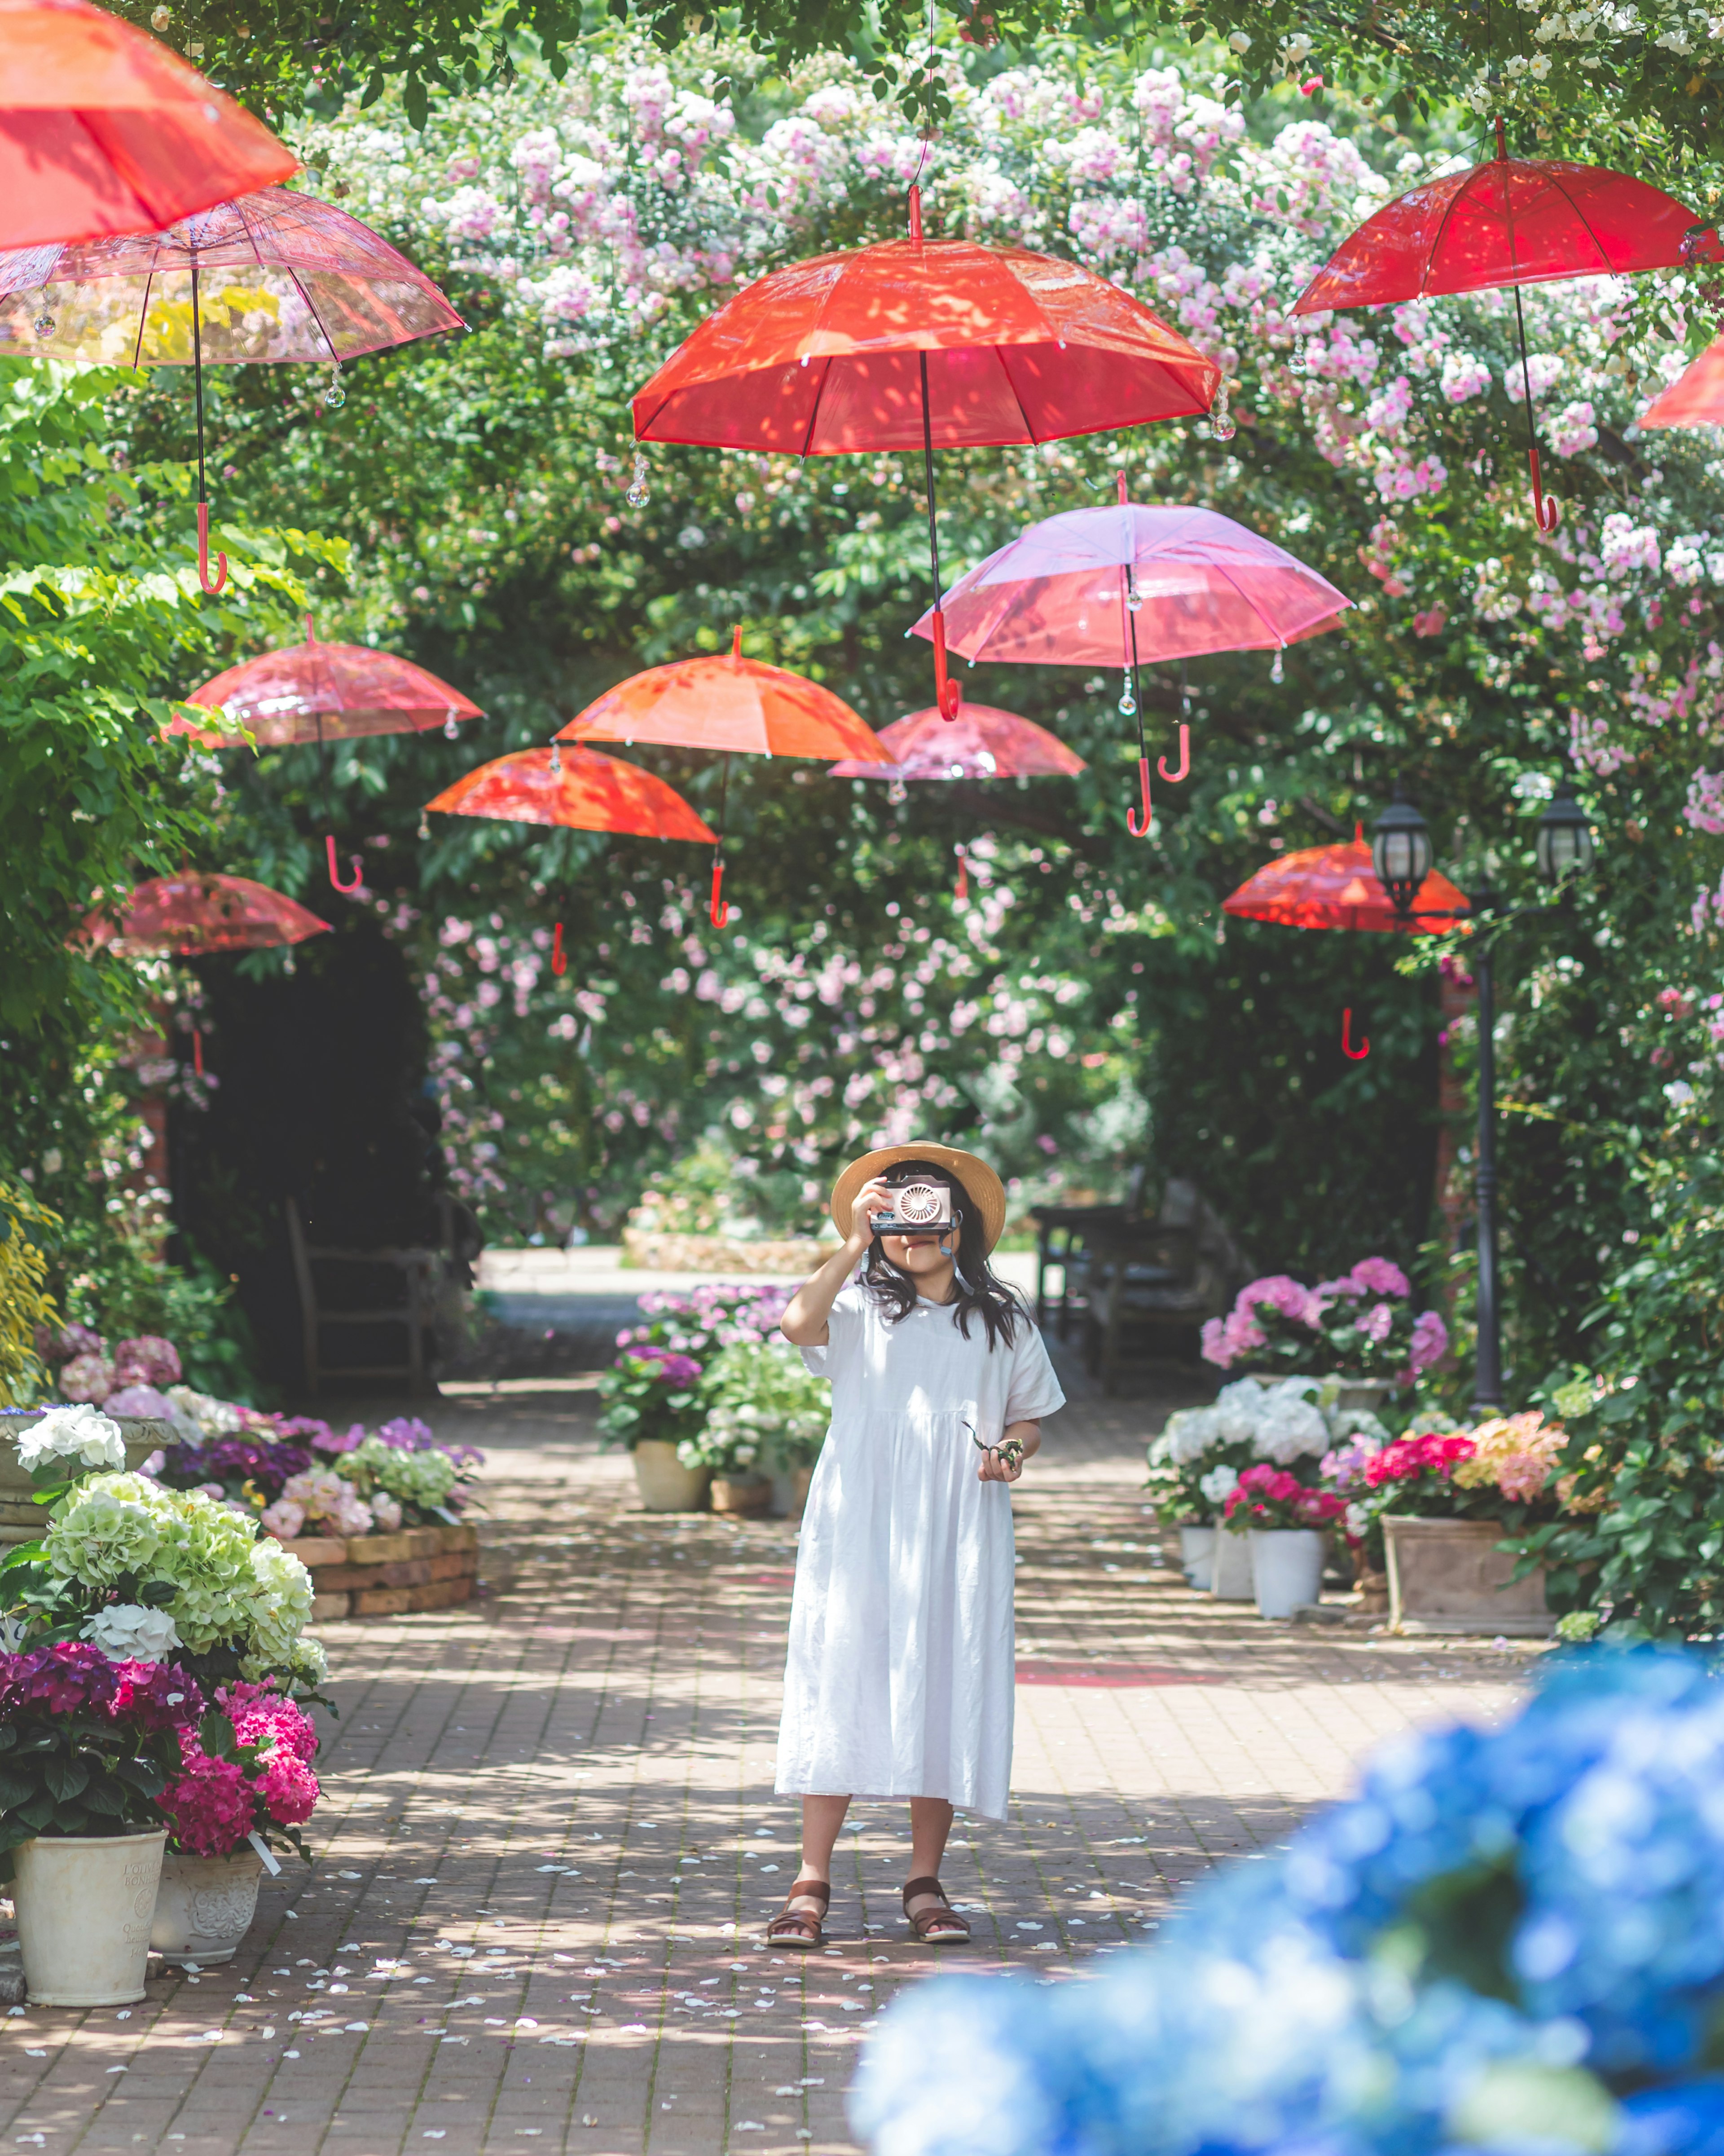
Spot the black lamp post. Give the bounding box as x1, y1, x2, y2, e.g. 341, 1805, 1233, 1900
1369, 778, 1597, 1411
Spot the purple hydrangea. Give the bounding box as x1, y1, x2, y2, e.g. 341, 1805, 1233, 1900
377, 1417, 436, 1452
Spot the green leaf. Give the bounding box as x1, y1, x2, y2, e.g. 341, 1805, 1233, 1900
80, 1779, 126, 1817
42, 1756, 88, 1803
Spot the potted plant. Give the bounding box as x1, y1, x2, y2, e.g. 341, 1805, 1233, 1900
1145, 1414, 1225, 1587
1221, 1465, 1350, 1619
1201, 1259, 1450, 1408
1358, 1414, 1566, 1634
1157, 1379, 1336, 1600
152, 1680, 320, 1966
598, 1285, 792, 1512
697, 1341, 830, 1519
0, 1641, 202, 2004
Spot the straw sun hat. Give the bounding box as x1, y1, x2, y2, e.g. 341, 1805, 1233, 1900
828, 1144, 1008, 1257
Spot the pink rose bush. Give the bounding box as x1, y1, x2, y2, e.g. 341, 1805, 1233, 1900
160, 1680, 321, 1859
1202, 1260, 1448, 1385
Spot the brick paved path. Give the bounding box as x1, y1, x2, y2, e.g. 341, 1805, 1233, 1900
0, 1382, 1538, 2156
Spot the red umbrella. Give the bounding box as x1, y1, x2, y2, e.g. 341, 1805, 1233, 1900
0, 0, 296, 248
86, 871, 331, 957
172, 615, 483, 891
0, 186, 463, 593
426, 745, 716, 979
1293, 119, 1699, 531
84, 869, 329, 1073
632, 185, 1220, 721
555, 627, 888, 924
1638, 338, 1724, 429
1222, 830, 1469, 935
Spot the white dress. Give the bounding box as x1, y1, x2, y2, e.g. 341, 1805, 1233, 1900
775, 1283, 1065, 1821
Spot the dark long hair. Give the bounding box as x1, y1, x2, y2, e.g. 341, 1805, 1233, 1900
860, 1160, 1024, 1351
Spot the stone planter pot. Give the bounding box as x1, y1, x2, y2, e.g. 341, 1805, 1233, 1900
712, 1473, 772, 1517
1249, 1529, 1325, 1619
1383, 1516, 1552, 1635
151, 1848, 265, 1966
631, 1441, 711, 1514
13, 1828, 164, 2005
770, 1466, 814, 1521
1209, 1527, 1255, 1601
0, 1417, 171, 1550
1179, 1524, 1216, 1591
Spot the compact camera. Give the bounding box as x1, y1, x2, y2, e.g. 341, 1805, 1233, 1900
869, 1181, 954, 1236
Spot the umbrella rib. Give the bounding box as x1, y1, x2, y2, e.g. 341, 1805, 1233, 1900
990, 343, 1046, 445
1530, 168, 1623, 275
797, 357, 832, 458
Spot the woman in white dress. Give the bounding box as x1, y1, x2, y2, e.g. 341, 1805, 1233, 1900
770, 1143, 1065, 1948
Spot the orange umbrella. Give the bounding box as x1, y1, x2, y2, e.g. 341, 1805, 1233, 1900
631, 185, 1219, 721
828, 703, 1086, 785
1222, 830, 1469, 935
1639, 339, 1724, 428
426, 745, 716, 976
0, 0, 297, 249
554, 627, 888, 924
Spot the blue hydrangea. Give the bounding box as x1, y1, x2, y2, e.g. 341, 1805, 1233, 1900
852, 1649, 1724, 2156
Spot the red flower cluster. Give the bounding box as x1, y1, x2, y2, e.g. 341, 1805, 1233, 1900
160, 1680, 321, 1857
1223, 1464, 1350, 1529
1364, 1433, 1477, 1487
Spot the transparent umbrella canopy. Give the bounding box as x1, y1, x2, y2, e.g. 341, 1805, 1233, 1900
0, 185, 464, 591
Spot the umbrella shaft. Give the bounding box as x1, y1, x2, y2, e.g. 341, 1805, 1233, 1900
1511, 282, 1540, 459
918, 350, 942, 605
191, 258, 207, 505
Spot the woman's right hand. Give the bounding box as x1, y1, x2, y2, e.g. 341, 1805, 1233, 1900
846, 1177, 895, 1252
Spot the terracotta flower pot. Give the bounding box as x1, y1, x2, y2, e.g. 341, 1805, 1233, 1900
631, 1440, 711, 1513
1383, 1516, 1552, 1635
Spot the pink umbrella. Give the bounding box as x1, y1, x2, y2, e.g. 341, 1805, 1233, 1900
830, 701, 1086, 899
169, 615, 483, 890
910, 479, 1350, 834
0, 185, 463, 592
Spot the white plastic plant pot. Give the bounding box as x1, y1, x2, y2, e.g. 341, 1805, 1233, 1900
13, 1827, 165, 2005
1209, 1526, 1255, 1601
1249, 1529, 1325, 1620
150, 1847, 266, 1966
1179, 1524, 1216, 1591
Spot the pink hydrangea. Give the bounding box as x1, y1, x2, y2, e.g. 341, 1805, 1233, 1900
258, 1751, 319, 1825
111, 1336, 182, 1389
260, 1499, 306, 1541
225, 1682, 319, 1765
59, 1352, 115, 1403
1409, 1309, 1449, 1371
34, 1323, 103, 1365
102, 1384, 175, 1419
162, 1740, 254, 1857
1347, 1257, 1410, 1298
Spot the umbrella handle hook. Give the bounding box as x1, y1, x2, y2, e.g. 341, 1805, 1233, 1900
551, 923, 567, 977
192, 1027, 204, 1079
1341, 1007, 1370, 1060
325, 834, 363, 894
931, 608, 962, 721
1126, 756, 1153, 838
1157, 723, 1191, 785
196, 502, 228, 596
954, 847, 968, 902
1527, 445, 1561, 534
709, 857, 730, 930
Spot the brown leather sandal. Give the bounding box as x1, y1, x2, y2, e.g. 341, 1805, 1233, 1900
764, 1878, 830, 1949
902, 1875, 970, 1943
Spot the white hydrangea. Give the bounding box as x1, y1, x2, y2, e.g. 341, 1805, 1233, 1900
81, 1602, 181, 1662
1214, 1379, 1270, 1446
1199, 1462, 1240, 1505
163, 1385, 248, 1444
16, 1404, 125, 1472
1253, 1387, 1331, 1463
1158, 1406, 1224, 1464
